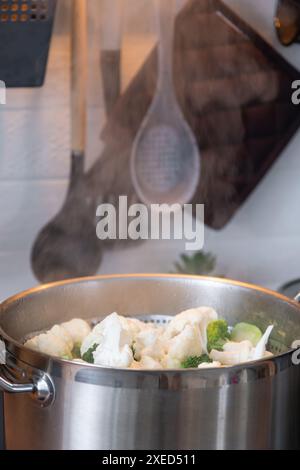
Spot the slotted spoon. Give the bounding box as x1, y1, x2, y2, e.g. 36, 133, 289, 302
130, 0, 200, 206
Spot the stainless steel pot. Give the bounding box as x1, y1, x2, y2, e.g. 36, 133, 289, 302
0, 274, 300, 450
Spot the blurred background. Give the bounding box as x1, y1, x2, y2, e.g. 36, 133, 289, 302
0, 0, 300, 301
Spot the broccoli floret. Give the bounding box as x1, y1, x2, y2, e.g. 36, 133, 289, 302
82, 343, 98, 364
181, 354, 212, 369
207, 319, 230, 352
71, 342, 82, 359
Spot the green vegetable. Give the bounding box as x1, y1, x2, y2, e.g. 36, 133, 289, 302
71, 342, 82, 359
82, 343, 98, 364
172, 251, 216, 276
207, 319, 230, 352
61, 354, 72, 360
181, 355, 212, 369
231, 322, 262, 346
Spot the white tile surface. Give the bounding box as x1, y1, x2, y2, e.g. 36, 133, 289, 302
0, 105, 105, 180
0, 180, 68, 252
0, 252, 37, 301
0, 0, 300, 302
0, 108, 70, 179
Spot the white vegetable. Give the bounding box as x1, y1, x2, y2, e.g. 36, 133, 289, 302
164, 307, 218, 353
61, 319, 91, 345
80, 324, 104, 356
165, 324, 203, 369
24, 337, 39, 352
24, 309, 275, 370
83, 313, 134, 368
139, 356, 162, 370
50, 325, 73, 351
94, 343, 133, 368
210, 340, 253, 366
252, 325, 274, 360
25, 331, 72, 358
130, 356, 162, 370
130, 360, 142, 369
134, 328, 166, 361
223, 340, 253, 352
198, 361, 222, 369
120, 317, 152, 336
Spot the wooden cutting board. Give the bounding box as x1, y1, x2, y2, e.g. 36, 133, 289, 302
86, 0, 300, 230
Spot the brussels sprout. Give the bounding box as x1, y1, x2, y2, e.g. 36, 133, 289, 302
231, 322, 262, 346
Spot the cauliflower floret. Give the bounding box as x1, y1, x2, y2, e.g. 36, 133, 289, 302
25, 331, 72, 358
50, 325, 73, 351
81, 313, 135, 355
120, 317, 152, 336
130, 360, 142, 369
24, 336, 39, 352
80, 323, 104, 356
210, 340, 253, 366
164, 324, 203, 369
61, 319, 91, 345
82, 313, 134, 368
134, 328, 166, 361
94, 343, 133, 368
130, 356, 162, 370
198, 361, 222, 369
140, 356, 162, 370
164, 307, 218, 352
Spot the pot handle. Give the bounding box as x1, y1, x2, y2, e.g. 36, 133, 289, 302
0, 340, 55, 407
0, 366, 55, 405
0, 372, 34, 394
0, 365, 55, 407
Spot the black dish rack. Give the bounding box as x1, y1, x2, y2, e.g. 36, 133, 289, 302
0, 0, 57, 87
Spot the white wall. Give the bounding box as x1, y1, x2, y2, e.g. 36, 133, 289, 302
0, 0, 300, 300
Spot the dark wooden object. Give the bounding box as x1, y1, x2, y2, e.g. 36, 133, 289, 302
87, 0, 300, 230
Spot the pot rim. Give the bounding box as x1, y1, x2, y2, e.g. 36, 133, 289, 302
0, 274, 299, 378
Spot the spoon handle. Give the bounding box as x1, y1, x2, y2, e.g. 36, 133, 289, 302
71, 0, 88, 160
156, 0, 176, 93
100, 0, 123, 115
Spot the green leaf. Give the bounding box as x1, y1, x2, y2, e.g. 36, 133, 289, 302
172, 251, 216, 276
82, 343, 98, 364
181, 354, 212, 369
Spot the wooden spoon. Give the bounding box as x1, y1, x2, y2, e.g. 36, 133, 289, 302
100, 0, 123, 115
31, 0, 102, 283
